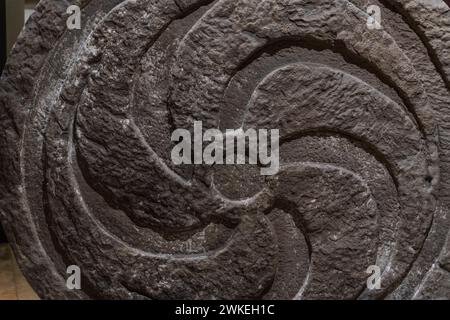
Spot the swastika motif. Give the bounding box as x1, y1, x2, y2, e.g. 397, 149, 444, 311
0, 0, 449, 299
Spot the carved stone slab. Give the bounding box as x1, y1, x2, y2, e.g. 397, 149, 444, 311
0, 0, 449, 299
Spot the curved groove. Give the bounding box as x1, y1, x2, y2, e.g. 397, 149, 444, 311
234, 36, 426, 136
2, 0, 446, 300
379, 0, 450, 92
280, 128, 401, 190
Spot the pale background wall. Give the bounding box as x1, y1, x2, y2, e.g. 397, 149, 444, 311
5, 0, 39, 54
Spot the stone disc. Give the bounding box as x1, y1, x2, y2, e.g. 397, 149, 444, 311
0, 0, 449, 299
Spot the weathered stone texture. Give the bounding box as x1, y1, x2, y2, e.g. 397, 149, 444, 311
0, 0, 449, 299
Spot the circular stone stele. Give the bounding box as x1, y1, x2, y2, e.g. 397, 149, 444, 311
1, 0, 450, 299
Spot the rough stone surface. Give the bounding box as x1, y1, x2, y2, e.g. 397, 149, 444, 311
0, 0, 449, 299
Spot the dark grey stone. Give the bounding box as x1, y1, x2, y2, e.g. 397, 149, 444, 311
0, 0, 449, 299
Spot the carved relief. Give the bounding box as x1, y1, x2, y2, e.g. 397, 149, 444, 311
0, 0, 449, 299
